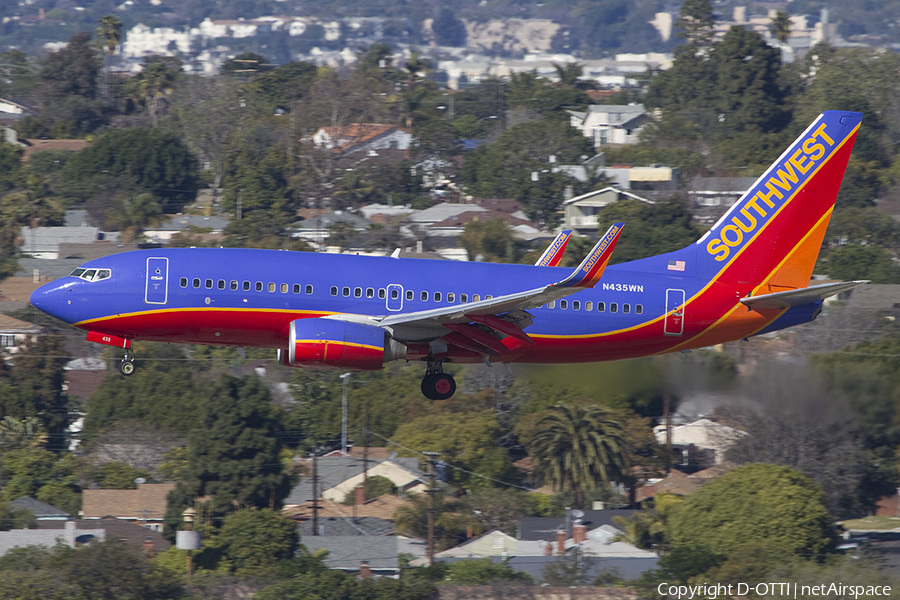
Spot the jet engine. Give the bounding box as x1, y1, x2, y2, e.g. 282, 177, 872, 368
281, 318, 406, 370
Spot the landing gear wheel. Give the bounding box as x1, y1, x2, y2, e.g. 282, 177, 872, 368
119, 351, 135, 377
430, 373, 456, 400
421, 374, 437, 397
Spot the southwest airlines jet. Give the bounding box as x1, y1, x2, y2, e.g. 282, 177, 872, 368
31, 111, 865, 399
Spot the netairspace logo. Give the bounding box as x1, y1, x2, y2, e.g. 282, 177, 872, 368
657, 582, 893, 599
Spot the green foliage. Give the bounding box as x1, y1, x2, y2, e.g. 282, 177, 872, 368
341, 475, 396, 505
525, 403, 628, 509
458, 218, 529, 263
595, 197, 701, 264
432, 8, 466, 47
443, 558, 532, 585
94, 461, 152, 489
391, 411, 517, 488
0, 504, 35, 530
60, 128, 200, 213
818, 243, 900, 283
218, 509, 300, 573
666, 464, 837, 558
462, 487, 540, 536
0, 143, 24, 194
165, 374, 291, 530
394, 491, 481, 551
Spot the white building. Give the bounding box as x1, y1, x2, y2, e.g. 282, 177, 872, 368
567, 104, 652, 147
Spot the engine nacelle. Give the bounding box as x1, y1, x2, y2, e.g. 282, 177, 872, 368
285, 318, 405, 370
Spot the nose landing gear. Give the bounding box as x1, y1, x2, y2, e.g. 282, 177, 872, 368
421, 359, 456, 400
119, 351, 136, 376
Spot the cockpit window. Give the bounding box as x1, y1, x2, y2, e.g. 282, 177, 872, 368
69, 268, 112, 282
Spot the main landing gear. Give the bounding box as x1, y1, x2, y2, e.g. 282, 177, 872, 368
119, 350, 136, 377
421, 359, 456, 400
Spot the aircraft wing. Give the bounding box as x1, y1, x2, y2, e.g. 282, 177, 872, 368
375, 224, 623, 340
740, 280, 868, 310
535, 230, 573, 267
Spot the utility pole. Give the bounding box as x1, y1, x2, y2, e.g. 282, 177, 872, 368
423, 451, 440, 566
362, 395, 369, 485
340, 373, 351, 455
312, 444, 319, 536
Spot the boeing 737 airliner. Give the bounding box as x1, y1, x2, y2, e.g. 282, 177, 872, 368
31, 111, 865, 399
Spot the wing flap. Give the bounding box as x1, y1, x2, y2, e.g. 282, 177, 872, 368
740, 280, 868, 310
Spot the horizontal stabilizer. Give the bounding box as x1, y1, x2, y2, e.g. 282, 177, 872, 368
740, 280, 868, 310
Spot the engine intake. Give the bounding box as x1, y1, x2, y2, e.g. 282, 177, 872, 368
285, 318, 405, 370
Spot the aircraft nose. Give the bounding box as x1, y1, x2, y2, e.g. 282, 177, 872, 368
30, 279, 77, 323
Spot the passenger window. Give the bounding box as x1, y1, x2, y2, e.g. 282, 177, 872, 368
281, 283, 289, 293
610, 303, 619, 313
460, 294, 468, 303
623, 304, 631, 314
205, 279, 213, 289
573, 301, 580, 311
255, 282, 263, 292
421, 291, 428, 301
447, 293, 455, 303
548, 300, 556, 309
354, 287, 362, 298
636, 304, 643, 314
193, 278, 201, 288
598, 302, 605, 312
434, 292, 442, 302
485, 295, 493, 300
243, 281, 251, 291
331, 286, 338, 296
379, 288, 386, 299
391, 289, 399, 300
406, 290, 413, 301
293, 284, 301, 294
560, 300, 568, 310
231, 280, 238, 290
306, 285, 313, 295
473, 294, 481, 302
218, 280, 225, 290
268, 283, 276, 293
343, 287, 350, 297
366, 288, 374, 298
586, 301, 593, 311
180, 277, 188, 288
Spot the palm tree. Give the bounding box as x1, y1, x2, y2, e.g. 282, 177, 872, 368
97, 15, 122, 106
527, 403, 628, 509
139, 62, 176, 126
771, 11, 792, 46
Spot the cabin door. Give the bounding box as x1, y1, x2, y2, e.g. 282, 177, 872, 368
145, 257, 169, 305
664, 288, 685, 336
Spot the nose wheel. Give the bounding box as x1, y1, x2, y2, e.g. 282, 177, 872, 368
421, 360, 456, 400
119, 351, 135, 376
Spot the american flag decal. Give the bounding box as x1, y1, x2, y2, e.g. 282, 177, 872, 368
668, 260, 685, 272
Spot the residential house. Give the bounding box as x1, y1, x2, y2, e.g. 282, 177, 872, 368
38, 518, 171, 555
562, 187, 655, 234
291, 210, 374, 247
283, 493, 411, 537
283, 456, 427, 508
687, 177, 758, 226
18, 226, 114, 260
567, 104, 652, 147
302, 535, 427, 578
80, 483, 176, 532
635, 470, 702, 502
21, 138, 91, 163
143, 214, 231, 244
0, 98, 30, 120
0, 314, 41, 353
517, 509, 638, 541
311, 123, 414, 156
653, 418, 747, 467
421, 527, 659, 581
0, 521, 105, 557
9, 497, 70, 521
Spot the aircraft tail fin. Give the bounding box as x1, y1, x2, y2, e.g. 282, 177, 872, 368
536, 230, 573, 267
690, 110, 862, 291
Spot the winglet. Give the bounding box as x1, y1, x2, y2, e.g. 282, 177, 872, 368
554, 223, 623, 289
535, 230, 573, 267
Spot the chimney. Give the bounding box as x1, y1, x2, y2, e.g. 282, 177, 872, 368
544, 541, 553, 556
355, 485, 365, 507
556, 530, 566, 555
143, 536, 156, 556
360, 561, 371, 579
573, 524, 586, 544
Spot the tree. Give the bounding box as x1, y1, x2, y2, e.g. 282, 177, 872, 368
96, 14, 122, 106
432, 8, 467, 47
218, 509, 300, 573
458, 218, 528, 263
819, 244, 900, 283
675, 0, 716, 45
526, 403, 628, 509
138, 60, 178, 127
341, 475, 396, 505
594, 197, 699, 264
771, 11, 792, 45
666, 464, 837, 558
166, 375, 291, 526
394, 490, 481, 551
93, 461, 152, 489
445, 559, 532, 585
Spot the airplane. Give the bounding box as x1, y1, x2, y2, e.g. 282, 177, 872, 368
31, 110, 866, 400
